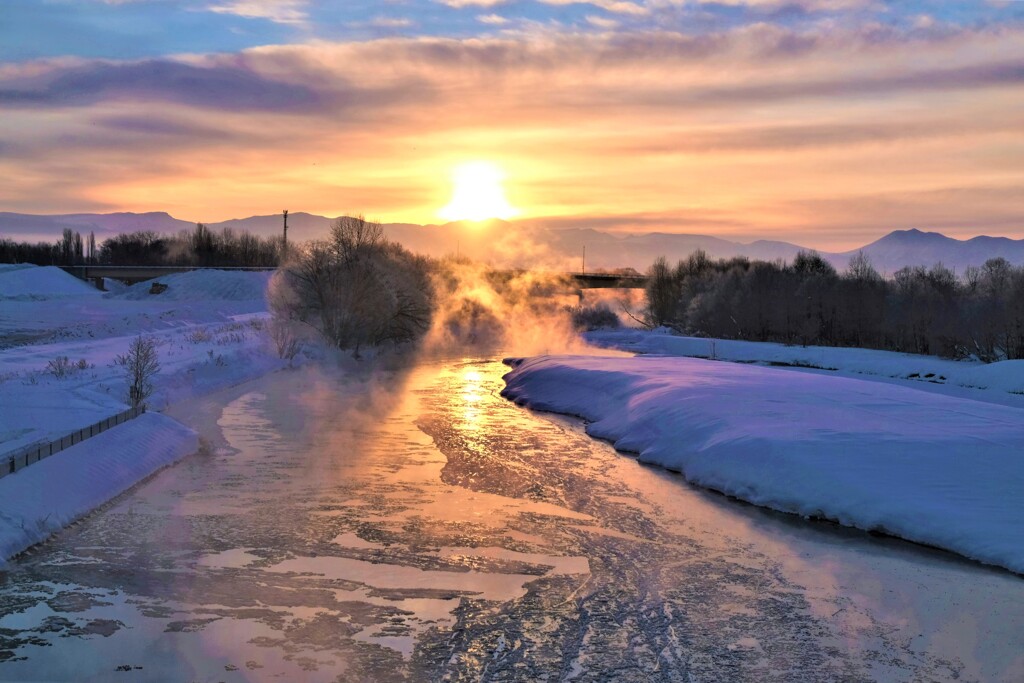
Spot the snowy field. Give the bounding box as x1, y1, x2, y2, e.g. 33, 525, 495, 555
502, 354, 1024, 574
0, 265, 288, 563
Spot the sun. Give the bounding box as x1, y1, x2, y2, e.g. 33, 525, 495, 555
438, 161, 518, 222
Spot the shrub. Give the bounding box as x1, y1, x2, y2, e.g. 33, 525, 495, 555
185, 328, 213, 344
273, 215, 433, 357
570, 303, 622, 331
269, 318, 301, 361
47, 356, 73, 378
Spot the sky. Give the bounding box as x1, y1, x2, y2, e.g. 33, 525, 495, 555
1, 0, 1023, 249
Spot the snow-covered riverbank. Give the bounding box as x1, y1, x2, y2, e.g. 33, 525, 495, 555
0, 266, 286, 453
0, 265, 290, 563
586, 329, 1024, 407
0, 413, 198, 563
502, 354, 1024, 574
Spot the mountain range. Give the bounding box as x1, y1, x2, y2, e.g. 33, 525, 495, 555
2, 211, 1022, 275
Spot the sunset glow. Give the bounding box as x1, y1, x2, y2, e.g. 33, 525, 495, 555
439, 162, 518, 223
0, 2, 1022, 249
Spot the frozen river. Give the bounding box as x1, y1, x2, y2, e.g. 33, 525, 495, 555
0, 356, 1021, 681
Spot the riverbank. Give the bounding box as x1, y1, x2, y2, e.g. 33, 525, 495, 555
502, 354, 1024, 574
0, 413, 198, 563
0, 266, 291, 564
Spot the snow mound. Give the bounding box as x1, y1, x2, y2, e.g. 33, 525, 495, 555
0, 264, 35, 274
0, 265, 99, 300
0, 412, 198, 564
110, 269, 271, 302
502, 355, 1024, 574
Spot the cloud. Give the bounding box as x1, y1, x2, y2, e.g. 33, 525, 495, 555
477, 13, 510, 24
206, 0, 309, 25
351, 16, 415, 29
540, 0, 649, 15
0, 58, 431, 113
0, 60, 321, 110
435, 0, 508, 7
586, 14, 620, 28
670, 0, 873, 8
2, 22, 1023, 246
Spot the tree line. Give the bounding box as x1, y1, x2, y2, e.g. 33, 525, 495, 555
0, 223, 281, 267
644, 250, 1024, 362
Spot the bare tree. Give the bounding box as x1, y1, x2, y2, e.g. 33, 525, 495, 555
331, 215, 383, 263
273, 216, 433, 357
269, 318, 301, 362
645, 256, 681, 328
115, 336, 160, 408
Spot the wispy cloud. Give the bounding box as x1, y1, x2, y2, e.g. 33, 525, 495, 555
1, 18, 1023, 245
477, 13, 510, 25
350, 16, 415, 29
586, 14, 619, 28
540, 0, 649, 15
206, 0, 309, 25
435, 0, 508, 7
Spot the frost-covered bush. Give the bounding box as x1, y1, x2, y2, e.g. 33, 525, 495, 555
185, 328, 213, 344
272, 215, 433, 357
570, 303, 622, 331
46, 356, 89, 378
269, 318, 301, 361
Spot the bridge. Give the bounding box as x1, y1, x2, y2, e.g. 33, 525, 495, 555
60, 265, 276, 290
566, 272, 648, 289
61, 265, 648, 290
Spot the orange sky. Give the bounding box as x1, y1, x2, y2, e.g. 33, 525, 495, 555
2, 16, 1023, 250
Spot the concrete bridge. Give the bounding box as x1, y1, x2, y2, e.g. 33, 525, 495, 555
62, 265, 648, 291
60, 265, 276, 290
570, 272, 648, 289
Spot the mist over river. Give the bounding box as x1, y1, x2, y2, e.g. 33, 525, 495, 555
0, 357, 1021, 682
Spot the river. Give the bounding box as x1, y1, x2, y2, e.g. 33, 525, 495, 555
0, 355, 1021, 681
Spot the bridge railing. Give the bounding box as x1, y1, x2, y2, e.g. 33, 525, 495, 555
0, 405, 146, 480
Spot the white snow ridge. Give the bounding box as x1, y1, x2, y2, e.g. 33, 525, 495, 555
502, 355, 1024, 574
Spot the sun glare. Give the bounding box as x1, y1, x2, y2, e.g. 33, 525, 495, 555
438, 161, 518, 222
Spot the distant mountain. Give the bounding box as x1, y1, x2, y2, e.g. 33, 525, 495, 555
836, 228, 1024, 275
0, 211, 194, 238
1, 212, 1021, 274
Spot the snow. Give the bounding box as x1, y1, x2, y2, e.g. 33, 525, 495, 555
0, 265, 292, 562
501, 354, 1024, 574
586, 329, 1024, 407
0, 265, 99, 300
0, 412, 198, 565
0, 321, 288, 453
109, 268, 271, 302
0, 380, 126, 453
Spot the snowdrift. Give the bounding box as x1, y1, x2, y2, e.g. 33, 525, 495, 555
502, 355, 1024, 573
110, 269, 271, 302
0, 264, 98, 300
0, 412, 198, 564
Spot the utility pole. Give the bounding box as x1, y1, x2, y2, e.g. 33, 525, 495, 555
282, 209, 289, 253
582, 245, 586, 274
